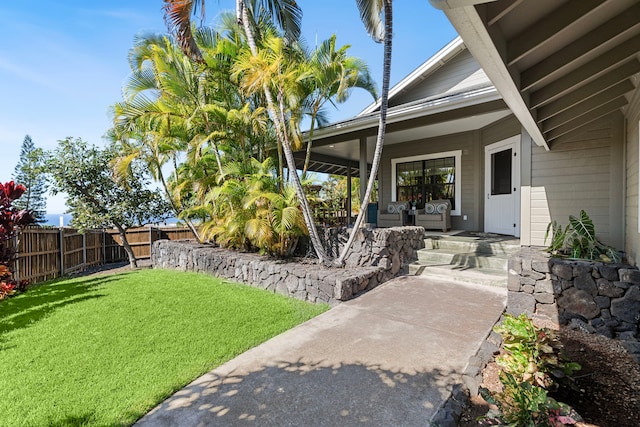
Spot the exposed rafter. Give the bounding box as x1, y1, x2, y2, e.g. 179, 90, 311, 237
520, 3, 640, 91
486, 0, 523, 26
507, 0, 606, 65
529, 33, 640, 108
537, 61, 640, 121
545, 97, 628, 141
541, 83, 634, 132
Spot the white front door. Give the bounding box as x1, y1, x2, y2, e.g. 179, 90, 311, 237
484, 136, 520, 236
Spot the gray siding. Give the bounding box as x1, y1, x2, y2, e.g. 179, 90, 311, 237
529, 113, 624, 248
379, 131, 482, 231
625, 90, 640, 266
391, 50, 489, 108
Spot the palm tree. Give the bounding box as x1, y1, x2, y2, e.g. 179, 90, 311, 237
336, 0, 392, 266
301, 35, 377, 178
164, 0, 333, 264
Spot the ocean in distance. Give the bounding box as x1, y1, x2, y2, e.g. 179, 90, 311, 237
43, 214, 180, 228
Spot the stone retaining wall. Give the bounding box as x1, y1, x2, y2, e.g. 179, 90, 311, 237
151, 226, 424, 305
507, 247, 640, 342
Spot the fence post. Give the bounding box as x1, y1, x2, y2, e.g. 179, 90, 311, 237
13, 234, 20, 283
102, 229, 106, 265
82, 232, 87, 272
59, 227, 65, 276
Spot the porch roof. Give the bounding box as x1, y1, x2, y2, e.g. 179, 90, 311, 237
297, 85, 510, 175
430, 0, 640, 150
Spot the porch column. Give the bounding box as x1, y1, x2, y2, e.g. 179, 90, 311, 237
359, 137, 368, 223
346, 162, 352, 226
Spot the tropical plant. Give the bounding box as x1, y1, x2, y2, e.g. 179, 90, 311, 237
0, 181, 35, 300
163, 0, 335, 265
201, 157, 308, 256
43, 138, 171, 268
479, 314, 583, 426
300, 35, 378, 178
544, 210, 622, 262
11, 135, 47, 223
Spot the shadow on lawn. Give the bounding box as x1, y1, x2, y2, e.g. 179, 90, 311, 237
0, 274, 127, 347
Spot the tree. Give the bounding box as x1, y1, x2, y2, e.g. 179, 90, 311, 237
165, 0, 336, 264
12, 135, 47, 223
44, 138, 171, 268
162, 1, 389, 266
336, 0, 392, 266
301, 35, 377, 178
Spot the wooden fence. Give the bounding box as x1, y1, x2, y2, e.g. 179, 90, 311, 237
12, 226, 196, 285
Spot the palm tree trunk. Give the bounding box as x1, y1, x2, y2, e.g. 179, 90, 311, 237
239, 3, 331, 264
301, 111, 317, 179
336, 0, 392, 266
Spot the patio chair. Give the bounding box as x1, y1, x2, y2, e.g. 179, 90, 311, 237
377, 202, 409, 227
415, 199, 451, 232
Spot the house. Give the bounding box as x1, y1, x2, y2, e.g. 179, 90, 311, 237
295, 0, 640, 265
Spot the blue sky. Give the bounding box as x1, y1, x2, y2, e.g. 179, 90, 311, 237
0, 1, 456, 214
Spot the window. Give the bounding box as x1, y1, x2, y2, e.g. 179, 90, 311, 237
392, 150, 462, 216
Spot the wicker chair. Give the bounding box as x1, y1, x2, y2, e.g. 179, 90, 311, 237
377, 202, 408, 227
415, 199, 451, 232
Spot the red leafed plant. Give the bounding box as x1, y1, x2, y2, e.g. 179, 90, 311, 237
0, 181, 35, 300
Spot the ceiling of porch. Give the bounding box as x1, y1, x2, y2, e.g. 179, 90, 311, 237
435, 0, 640, 149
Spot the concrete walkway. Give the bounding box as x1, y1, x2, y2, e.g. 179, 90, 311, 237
135, 276, 506, 426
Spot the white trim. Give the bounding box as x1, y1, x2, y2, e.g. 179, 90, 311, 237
359, 37, 466, 116
309, 86, 501, 141
391, 150, 463, 216
484, 135, 521, 236
437, 5, 550, 150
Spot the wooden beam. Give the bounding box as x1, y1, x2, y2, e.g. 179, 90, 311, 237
507, 0, 606, 65
536, 60, 640, 120
545, 97, 628, 141
540, 82, 634, 132
520, 3, 640, 90
486, 0, 523, 26
529, 33, 640, 108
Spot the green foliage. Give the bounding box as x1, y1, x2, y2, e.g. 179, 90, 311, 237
479, 314, 582, 426
11, 135, 47, 223
200, 157, 308, 256
494, 314, 581, 390
44, 138, 170, 231
43, 138, 171, 266
544, 210, 622, 262
0, 181, 36, 300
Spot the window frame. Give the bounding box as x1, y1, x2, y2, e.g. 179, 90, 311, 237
391, 150, 462, 216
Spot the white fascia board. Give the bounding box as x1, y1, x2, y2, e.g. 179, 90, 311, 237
358, 37, 466, 116
440, 5, 550, 150
312, 86, 502, 141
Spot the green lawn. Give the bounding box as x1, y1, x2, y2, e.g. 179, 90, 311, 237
0, 268, 328, 427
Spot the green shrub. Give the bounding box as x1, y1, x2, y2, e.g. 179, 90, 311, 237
479, 314, 582, 426
545, 210, 621, 262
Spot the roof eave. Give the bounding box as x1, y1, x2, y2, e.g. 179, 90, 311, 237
358, 36, 466, 116
434, 4, 550, 151
309, 86, 503, 141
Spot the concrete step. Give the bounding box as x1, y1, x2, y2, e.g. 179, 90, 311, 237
416, 249, 509, 270
424, 236, 520, 256
408, 263, 508, 288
